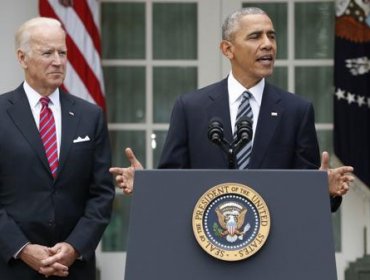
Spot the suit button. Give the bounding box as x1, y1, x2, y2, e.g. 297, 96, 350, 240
48, 220, 55, 227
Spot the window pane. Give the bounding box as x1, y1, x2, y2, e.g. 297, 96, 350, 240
152, 130, 168, 168
295, 2, 334, 59
332, 207, 341, 252
316, 129, 333, 155
153, 3, 197, 59
243, 2, 287, 59
295, 66, 333, 122
110, 131, 146, 168
104, 66, 145, 123
102, 2, 145, 59
153, 67, 197, 123
267, 66, 287, 91
102, 194, 131, 252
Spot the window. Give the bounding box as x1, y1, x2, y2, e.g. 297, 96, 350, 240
101, 0, 198, 252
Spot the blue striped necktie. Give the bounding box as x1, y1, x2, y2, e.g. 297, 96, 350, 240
235, 91, 253, 169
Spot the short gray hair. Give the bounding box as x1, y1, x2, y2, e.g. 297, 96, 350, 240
15, 17, 63, 53
222, 7, 267, 41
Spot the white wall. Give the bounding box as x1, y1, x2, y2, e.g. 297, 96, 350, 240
0, 0, 38, 93
336, 183, 370, 280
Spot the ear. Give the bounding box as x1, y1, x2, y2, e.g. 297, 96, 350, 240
220, 40, 234, 60
17, 49, 28, 69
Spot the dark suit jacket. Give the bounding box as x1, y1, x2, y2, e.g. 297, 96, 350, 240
0, 84, 114, 279
159, 78, 341, 210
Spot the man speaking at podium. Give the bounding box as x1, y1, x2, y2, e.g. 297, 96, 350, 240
110, 7, 353, 212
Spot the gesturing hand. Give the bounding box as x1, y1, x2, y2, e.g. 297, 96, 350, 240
319, 151, 354, 196
109, 147, 143, 194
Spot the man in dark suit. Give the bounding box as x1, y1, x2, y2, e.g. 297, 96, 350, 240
0, 17, 114, 279
110, 7, 353, 210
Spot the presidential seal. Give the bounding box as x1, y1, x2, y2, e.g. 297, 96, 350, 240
192, 183, 270, 261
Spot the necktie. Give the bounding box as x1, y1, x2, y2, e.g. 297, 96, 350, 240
235, 91, 253, 169
39, 97, 59, 178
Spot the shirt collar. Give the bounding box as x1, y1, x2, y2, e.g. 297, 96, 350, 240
228, 72, 265, 106
23, 81, 60, 109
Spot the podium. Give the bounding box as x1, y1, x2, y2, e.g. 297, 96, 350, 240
124, 170, 337, 280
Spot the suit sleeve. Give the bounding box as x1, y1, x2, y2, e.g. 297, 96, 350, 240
64, 108, 115, 259
0, 206, 30, 262
293, 102, 320, 169
158, 96, 190, 169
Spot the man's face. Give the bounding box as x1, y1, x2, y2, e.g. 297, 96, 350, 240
226, 14, 277, 88
19, 25, 67, 96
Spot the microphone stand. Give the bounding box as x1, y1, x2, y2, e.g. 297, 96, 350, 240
212, 138, 236, 169
222, 138, 248, 169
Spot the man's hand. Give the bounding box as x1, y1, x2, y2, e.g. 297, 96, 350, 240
319, 151, 354, 196
110, 147, 143, 194
19, 244, 69, 277
39, 242, 79, 277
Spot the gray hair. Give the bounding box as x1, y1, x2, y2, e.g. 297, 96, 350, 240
15, 17, 63, 54
222, 7, 267, 41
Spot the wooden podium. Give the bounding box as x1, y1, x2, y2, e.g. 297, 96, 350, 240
124, 170, 338, 280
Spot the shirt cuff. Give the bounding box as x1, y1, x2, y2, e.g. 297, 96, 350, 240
13, 242, 30, 259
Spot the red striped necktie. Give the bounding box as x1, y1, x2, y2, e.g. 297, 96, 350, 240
39, 97, 58, 178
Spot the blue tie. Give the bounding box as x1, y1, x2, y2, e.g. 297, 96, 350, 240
235, 91, 253, 169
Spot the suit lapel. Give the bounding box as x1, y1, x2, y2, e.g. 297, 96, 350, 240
250, 83, 284, 168
205, 79, 233, 143
58, 92, 80, 177
6, 86, 51, 174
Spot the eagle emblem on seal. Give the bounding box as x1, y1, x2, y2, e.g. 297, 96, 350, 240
214, 202, 251, 243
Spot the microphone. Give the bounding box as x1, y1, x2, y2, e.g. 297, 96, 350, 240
233, 116, 253, 156
235, 116, 253, 143
208, 118, 225, 144
208, 118, 235, 169
207, 117, 254, 169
